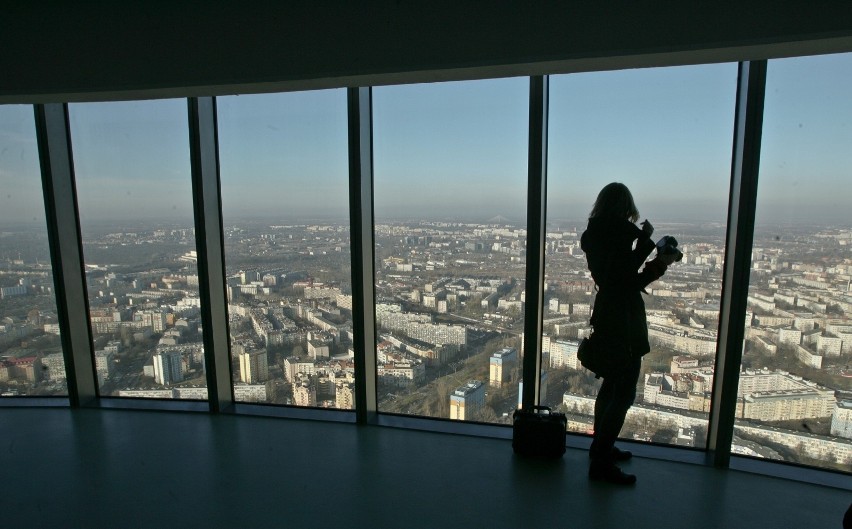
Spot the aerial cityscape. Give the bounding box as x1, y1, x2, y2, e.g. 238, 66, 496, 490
2, 54, 851, 475
1, 216, 850, 472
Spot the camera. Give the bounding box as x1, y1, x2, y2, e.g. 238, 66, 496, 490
656, 235, 683, 262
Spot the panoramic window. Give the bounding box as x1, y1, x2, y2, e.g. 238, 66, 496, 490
373, 78, 529, 423
217, 90, 352, 408
69, 100, 206, 400
544, 64, 738, 448
738, 53, 852, 473
0, 105, 67, 396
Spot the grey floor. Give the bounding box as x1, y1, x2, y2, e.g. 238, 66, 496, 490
0, 407, 849, 529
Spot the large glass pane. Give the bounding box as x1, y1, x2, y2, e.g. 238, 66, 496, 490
738, 53, 852, 473
0, 105, 67, 396
217, 90, 352, 408
373, 79, 528, 423
69, 100, 205, 400
545, 64, 738, 448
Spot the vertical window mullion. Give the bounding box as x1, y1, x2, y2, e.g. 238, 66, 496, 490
348, 87, 378, 424
188, 97, 234, 413
521, 76, 549, 409
34, 103, 97, 406
707, 60, 767, 467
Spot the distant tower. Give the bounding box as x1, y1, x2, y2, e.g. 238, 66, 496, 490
489, 347, 518, 387
449, 380, 485, 420
153, 349, 183, 386
239, 349, 269, 384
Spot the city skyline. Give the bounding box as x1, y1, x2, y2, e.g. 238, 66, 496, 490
2, 214, 850, 472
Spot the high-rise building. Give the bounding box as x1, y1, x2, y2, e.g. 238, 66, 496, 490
153, 349, 182, 386
42, 353, 66, 382
336, 381, 355, 410
94, 350, 114, 385
292, 376, 317, 407
239, 349, 269, 384
549, 340, 579, 369
829, 400, 852, 439
449, 380, 485, 420
489, 347, 518, 387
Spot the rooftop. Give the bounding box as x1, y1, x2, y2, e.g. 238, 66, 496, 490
453, 380, 484, 397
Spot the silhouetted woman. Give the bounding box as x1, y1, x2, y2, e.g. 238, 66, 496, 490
580, 182, 677, 484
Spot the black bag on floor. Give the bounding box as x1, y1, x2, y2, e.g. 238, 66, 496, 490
512, 405, 567, 458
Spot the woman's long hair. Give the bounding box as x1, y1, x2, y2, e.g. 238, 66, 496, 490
589, 182, 640, 223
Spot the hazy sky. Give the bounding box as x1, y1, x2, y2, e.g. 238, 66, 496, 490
1, 53, 851, 227
547, 63, 737, 224
68, 99, 195, 226
756, 53, 852, 226
373, 78, 529, 221
0, 105, 43, 226
218, 90, 349, 220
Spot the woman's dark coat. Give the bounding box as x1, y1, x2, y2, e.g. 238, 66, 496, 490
580, 217, 666, 356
